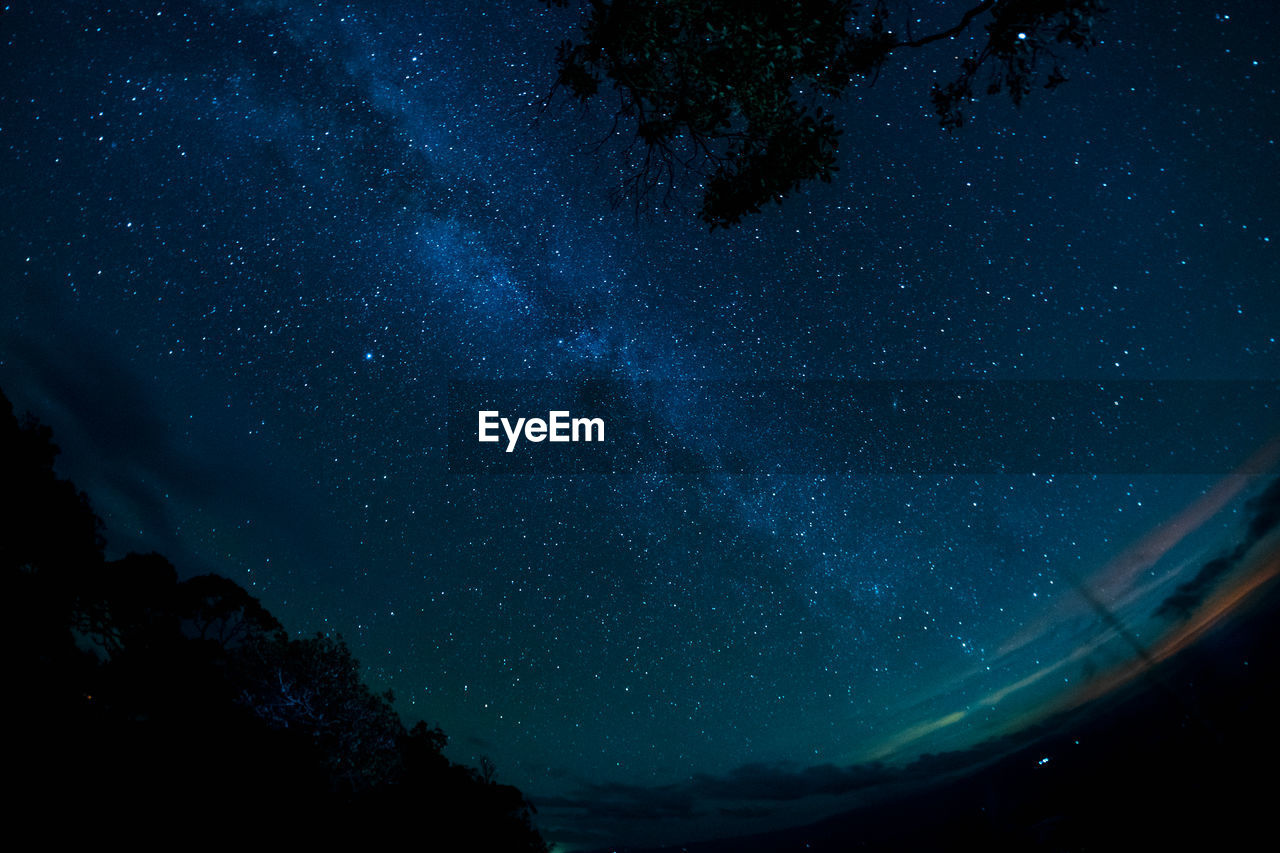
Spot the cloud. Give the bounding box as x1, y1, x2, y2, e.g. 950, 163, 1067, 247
1155, 477, 1280, 620
1245, 476, 1280, 543
540, 760, 895, 824
689, 761, 892, 802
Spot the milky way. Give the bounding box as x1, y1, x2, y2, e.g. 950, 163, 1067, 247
2, 1, 1278, 849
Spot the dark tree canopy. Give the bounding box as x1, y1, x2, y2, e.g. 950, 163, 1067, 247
546, 0, 1106, 227
2, 388, 548, 851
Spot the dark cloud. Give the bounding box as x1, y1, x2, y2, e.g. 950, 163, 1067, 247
1245, 477, 1280, 544
688, 761, 891, 803
541, 781, 700, 821
717, 805, 775, 819
1156, 477, 1280, 620
541, 760, 894, 824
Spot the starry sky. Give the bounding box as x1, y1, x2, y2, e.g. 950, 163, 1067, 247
2, 1, 1278, 849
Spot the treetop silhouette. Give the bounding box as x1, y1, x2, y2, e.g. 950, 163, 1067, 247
545, 0, 1106, 226
2, 387, 548, 851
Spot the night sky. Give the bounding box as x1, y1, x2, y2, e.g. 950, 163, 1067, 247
3, 1, 1278, 849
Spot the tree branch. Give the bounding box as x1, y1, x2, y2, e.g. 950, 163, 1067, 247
895, 0, 997, 49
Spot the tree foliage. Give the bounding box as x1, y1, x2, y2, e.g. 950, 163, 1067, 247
2, 387, 548, 851
236, 631, 405, 790
546, 0, 1106, 227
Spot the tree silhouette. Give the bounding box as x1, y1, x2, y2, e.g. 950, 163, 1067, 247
236, 631, 405, 790
546, 0, 1105, 226
177, 572, 286, 648
2, 387, 549, 851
